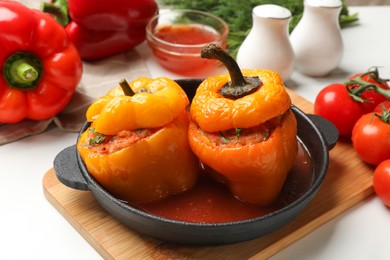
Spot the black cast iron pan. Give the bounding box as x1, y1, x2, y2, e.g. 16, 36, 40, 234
53, 79, 338, 245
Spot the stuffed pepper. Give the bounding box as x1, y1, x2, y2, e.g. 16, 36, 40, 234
77, 77, 199, 204
189, 43, 298, 205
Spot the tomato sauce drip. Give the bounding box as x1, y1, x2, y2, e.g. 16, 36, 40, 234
135, 140, 313, 223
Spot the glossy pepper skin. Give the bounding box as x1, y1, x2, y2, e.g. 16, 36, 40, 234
188, 44, 298, 205
77, 77, 199, 204
0, 1, 82, 124
43, 0, 158, 60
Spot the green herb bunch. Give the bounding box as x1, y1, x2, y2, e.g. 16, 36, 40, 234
158, 0, 358, 58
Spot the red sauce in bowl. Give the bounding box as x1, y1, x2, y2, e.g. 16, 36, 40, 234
155, 25, 221, 44
148, 24, 226, 74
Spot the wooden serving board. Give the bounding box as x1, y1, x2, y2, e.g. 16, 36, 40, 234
42, 89, 375, 259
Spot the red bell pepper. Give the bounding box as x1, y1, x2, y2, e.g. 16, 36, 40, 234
0, 1, 82, 124
42, 0, 158, 60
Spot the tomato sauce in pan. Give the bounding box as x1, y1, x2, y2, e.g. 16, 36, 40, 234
135, 140, 313, 223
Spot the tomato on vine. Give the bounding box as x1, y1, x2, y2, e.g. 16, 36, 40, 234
351, 109, 390, 166
314, 67, 390, 137
348, 67, 390, 113
373, 159, 390, 207
314, 83, 367, 137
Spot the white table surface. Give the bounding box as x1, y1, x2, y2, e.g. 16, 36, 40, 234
1, 5, 390, 260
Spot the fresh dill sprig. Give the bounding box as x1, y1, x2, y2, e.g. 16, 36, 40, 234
158, 0, 358, 58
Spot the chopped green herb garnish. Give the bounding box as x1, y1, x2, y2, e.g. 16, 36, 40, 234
88, 128, 106, 146
262, 130, 270, 141
234, 128, 242, 139
220, 132, 230, 143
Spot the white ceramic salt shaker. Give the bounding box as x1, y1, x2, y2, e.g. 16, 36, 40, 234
290, 0, 344, 77
236, 4, 294, 81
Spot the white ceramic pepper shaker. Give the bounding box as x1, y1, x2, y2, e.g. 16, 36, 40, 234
290, 0, 344, 77
236, 4, 294, 81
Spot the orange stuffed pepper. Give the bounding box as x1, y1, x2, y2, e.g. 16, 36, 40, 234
188, 44, 298, 205
77, 77, 199, 204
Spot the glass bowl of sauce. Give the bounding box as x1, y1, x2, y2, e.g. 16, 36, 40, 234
146, 9, 229, 75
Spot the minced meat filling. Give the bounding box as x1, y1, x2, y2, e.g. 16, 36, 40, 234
199, 115, 283, 147
86, 128, 159, 154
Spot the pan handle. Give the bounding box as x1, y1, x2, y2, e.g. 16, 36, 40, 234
53, 145, 89, 191
307, 114, 339, 150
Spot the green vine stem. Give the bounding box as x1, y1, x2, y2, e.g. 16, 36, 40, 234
374, 104, 390, 124
345, 67, 390, 103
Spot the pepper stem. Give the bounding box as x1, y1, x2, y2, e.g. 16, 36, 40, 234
119, 79, 136, 96
41, 0, 70, 27
200, 43, 262, 99
3, 52, 42, 90
10, 59, 39, 82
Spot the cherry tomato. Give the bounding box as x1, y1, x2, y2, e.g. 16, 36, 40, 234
373, 159, 390, 207
351, 113, 390, 165
348, 70, 390, 113
374, 100, 390, 114
314, 83, 367, 137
